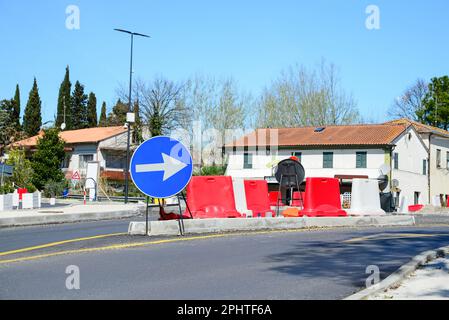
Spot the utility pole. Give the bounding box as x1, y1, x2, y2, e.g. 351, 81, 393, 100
114, 28, 150, 204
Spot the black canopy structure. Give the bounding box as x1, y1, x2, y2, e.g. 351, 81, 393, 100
273, 158, 306, 215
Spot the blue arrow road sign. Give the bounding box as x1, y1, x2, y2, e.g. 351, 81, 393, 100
130, 136, 193, 198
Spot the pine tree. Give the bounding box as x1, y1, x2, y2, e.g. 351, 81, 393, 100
56, 66, 72, 130
107, 99, 128, 126
71, 81, 88, 129
99, 102, 108, 127
87, 92, 97, 127
12, 84, 21, 130
23, 78, 42, 137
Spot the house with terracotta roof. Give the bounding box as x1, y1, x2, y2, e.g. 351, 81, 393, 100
10, 126, 134, 183
387, 119, 449, 205
224, 122, 430, 205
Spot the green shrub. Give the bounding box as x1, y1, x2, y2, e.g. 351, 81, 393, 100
43, 180, 66, 198
0, 183, 14, 194
195, 165, 227, 176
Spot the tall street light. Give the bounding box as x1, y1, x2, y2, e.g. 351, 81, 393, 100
114, 28, 150, 204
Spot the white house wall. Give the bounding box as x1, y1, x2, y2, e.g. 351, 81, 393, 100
429, 135, 449, 200
226, 148, 386, 179
389, 127, 428, 204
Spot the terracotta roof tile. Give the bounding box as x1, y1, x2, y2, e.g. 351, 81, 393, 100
385, 118, 449, 138
227, 124, 408, 148
11, 126, 127, 148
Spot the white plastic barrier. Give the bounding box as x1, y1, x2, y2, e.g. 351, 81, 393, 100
347, 179, 385, 216
33, 191, 42, 208
432, 195, 442, 207
398, 195, 411, 214
22, 193, 34, 209
232, 178, 253, 218
12, 191, 19, 208
0, 194, 13, 211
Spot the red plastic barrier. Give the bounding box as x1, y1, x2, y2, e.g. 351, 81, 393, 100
18, 188, 28, 201
244, 180, 275, 218
408, 204, 424, 212
268, 191, 285, 206
184, 176, 242, 219
299, 177, 347, 217
291, 191, 305, 207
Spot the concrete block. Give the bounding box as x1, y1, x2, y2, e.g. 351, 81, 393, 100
128, 221, 147, 235
128, 215, 415, 237
12, 191, 19, 208
33, 191, 41, 208
0, 194, 13, 211
22, 193, 34, 209
347, 179, 385, 216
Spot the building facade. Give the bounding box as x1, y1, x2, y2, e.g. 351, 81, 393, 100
11, 126, 134, 184
388, 119, 449, 205
225, 123, 430, 205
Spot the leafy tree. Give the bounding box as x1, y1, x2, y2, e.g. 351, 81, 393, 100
71, 81, 88, 129
417, 76, 449, 129
23, 78, 42, 137
5, 148, 35, 191
12, 84, 21, 130
107, 99, 128, 126
56, 66, 72, 130
388, 79, 428, 121
87, 92, 98, 127
31, 128, 66, 190
99, 102, 108, 127
255, 60, 359, 127
138, 77, 186, 136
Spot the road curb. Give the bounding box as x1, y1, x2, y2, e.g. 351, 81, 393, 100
128, 215, 416, 236
345, 245, 449, 300
0, 207, 144, 228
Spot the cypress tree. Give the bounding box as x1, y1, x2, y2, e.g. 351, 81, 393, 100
99, 102, 108, 127
12, 84, 21, 130
87, 92, 97, 127
133, 100, 143, 143
71, 81, 88, 129
56, 66, 72, 130
23, 78, 42, 137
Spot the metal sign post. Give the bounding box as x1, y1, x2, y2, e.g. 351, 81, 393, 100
130, 136, 193, 236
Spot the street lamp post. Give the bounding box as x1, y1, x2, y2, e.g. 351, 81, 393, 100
114, 28, 150, 204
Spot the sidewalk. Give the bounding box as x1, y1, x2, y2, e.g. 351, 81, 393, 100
370, 257, 449, 300
0, 201, 144, 227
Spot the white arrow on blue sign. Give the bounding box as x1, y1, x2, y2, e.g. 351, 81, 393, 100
130, 136, 193, 198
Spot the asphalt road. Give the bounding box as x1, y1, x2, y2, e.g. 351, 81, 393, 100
0, 216, 449, 299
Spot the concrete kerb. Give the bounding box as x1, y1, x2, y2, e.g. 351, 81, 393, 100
128, 215, 416, 236
345, 245, 449, 300
0, 204, 145, 228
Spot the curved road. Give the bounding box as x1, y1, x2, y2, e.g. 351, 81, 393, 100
0, 216, 449, 299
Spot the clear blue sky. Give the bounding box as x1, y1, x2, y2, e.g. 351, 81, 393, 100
1, 0, 448, 124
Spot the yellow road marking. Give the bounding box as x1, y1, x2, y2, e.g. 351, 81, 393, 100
343, 233, 447, 243
0, 232, 127, 257
0, 228, 324, 265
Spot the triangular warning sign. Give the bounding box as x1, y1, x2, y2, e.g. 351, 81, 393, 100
72, 171, 81, 180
